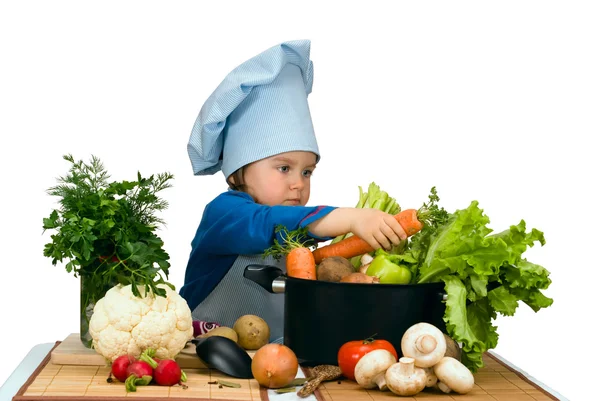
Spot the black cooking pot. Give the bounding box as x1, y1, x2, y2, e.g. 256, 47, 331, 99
244, 264, 447, 366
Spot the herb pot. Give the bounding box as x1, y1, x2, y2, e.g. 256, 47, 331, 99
80, 275, 96, 348
79, 262, 118, 348
244, 264, 446, 366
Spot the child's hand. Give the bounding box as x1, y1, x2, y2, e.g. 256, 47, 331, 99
349, 209, 407, 251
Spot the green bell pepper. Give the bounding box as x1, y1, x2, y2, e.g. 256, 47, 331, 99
366, 254, 412, 284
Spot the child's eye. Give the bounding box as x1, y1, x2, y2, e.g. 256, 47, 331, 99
302, 169, 313, 178
278, 166, 290, 173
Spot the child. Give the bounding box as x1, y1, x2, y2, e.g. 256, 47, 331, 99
181, 40, 406, 342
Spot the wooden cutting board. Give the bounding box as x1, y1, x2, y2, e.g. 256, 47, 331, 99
16, 340, 562, 401
50, 333, 209, 369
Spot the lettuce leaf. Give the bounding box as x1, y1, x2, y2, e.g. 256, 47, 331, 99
416, 201, 552, 371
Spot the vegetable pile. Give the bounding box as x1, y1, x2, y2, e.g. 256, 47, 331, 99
313, 185, 449, 266
312, 183, 553, 372
339, 322, 475, 396
409, 199, 553, 371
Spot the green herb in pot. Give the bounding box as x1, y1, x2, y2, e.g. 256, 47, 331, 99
42, 154, 175, 345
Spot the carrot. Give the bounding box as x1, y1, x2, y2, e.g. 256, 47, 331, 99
263, 225, 317, 280
312, 209, 423, 264
286, 247, 317, 280
396, 208, 423, 236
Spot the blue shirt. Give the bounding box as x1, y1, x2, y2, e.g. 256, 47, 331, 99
180, 190, 336, 311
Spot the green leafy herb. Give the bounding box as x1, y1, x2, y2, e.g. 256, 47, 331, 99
415, 186, 450, 229
42, 155, 175, 324
263, 225, 316, 260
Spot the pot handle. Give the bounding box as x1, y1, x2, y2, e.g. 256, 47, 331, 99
244, 264, 286, 294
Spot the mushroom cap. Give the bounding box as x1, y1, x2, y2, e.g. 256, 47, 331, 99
354, 349, 397, 390
433, 356, 474, 394
361, 253, 374, 265
401, 322, 447, 368
385, 357, 427, 396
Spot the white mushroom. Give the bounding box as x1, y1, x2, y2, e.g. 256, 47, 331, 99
360, 253, 374, 265
423, 367, 438, 387
385, 357, 427, 396
433, 356, 474, 394
358, 254, 373, 274
401, 322, 447, 368
354, 349, 396, 391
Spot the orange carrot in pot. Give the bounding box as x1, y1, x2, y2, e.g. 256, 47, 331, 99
313, 235, 372, 265
313, 209, 423, 264
263, 225, 317, 280
286, 247, 317, 280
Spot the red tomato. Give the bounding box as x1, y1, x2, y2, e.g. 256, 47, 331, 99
337, 337, 398, 381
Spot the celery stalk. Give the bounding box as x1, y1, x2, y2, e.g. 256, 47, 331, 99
329, 183, 401, 248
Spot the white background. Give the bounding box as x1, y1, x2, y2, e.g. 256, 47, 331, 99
1, 1, 598, 400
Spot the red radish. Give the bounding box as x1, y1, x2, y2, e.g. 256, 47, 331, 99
154, 359, 184, 386
126, 360, 154, 378
139, 348, 188, 387
124, 361, 154, 392
110, 355, 135, 382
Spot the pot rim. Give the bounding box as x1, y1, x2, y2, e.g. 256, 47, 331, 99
284, 275, 446, 288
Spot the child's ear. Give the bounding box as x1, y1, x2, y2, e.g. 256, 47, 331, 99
226, 175, 237, 190
227, 168, 245, 190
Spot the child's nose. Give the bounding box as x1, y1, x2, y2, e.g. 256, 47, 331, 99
290, 174, 305, 190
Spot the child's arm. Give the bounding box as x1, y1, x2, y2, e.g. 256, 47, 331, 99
194, 192, 406, 256
193, 192, 336, 255
306, 208, 407, 251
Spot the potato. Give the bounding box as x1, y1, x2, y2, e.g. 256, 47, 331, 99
340, 272, 379, 283
444, 334, 462, 360
317, 256, 355, 282
198, 326, 239, 343
233, 315, 270, 350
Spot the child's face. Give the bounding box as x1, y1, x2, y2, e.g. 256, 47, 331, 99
243, 151, 317, 206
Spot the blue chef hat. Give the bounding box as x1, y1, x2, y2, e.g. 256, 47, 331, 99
187, 40, 319, 179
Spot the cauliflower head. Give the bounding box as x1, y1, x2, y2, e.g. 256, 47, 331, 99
89, 283, 193, 361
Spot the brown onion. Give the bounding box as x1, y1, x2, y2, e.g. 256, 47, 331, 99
251, 344, 298, 388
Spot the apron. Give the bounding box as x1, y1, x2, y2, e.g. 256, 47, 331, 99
191, 254, 286, 342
